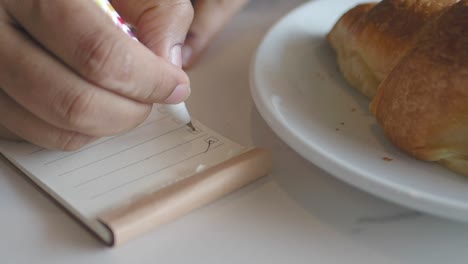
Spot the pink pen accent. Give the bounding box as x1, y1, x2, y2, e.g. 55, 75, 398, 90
93, 0, 137, 40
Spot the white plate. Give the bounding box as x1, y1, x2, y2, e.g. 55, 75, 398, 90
250, 0, 468, 222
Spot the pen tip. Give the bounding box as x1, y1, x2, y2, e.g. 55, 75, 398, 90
187, 121, 196, 131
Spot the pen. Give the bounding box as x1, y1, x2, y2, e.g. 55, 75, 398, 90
93, 0, 195, 131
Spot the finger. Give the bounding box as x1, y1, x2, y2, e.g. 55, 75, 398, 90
182, 0, 249, 68
0, 23, 153, 137
113, 0, 194, 66
0, 90, 96, 151
0, 125, 22, 141
4, 0, 190, 103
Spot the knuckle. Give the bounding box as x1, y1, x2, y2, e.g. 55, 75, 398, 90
126, 104, 152, 129
74, 31, 126, 84
147, 71, 172, 102
54, 130, 89, 151
122, 104, 152, 132
137, 104, 153, 124
58, 90, 95, 131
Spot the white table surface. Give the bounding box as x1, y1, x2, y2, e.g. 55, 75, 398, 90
1, 1, 468, 263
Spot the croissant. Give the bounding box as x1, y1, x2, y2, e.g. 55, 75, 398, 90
327, 0, 468, 175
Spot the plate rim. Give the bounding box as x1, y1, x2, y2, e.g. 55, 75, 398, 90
250, 0, 468, 223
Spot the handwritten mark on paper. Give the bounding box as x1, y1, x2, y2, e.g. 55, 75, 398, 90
204, 137, 219, 153
188, 126, 202, 134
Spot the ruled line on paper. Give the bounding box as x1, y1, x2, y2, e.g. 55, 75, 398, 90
27, 148, 45, 155
43, 116, 171, 166
73, 133, 209, 188
34, 117, 152, 159
0, 108, 249, 220
54, 124, 188, 177
90, 143, 225, 199
43, 136, 119, 165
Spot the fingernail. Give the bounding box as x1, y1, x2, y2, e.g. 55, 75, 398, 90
170, 45, 182, 67
164, 84, 191, 104
182, 45, 192, 67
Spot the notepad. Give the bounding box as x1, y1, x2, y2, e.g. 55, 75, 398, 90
0, 106, 271, 246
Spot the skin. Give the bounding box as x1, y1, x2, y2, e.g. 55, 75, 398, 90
183, 0, 250, 68
0, 0, 249, 150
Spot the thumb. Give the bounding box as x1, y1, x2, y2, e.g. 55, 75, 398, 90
182, 0, 249, 68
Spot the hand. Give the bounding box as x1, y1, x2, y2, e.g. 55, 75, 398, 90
0, 0, 193, 150
182, 0, 250, 68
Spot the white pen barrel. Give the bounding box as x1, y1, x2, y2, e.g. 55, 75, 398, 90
163, 103, 192, 125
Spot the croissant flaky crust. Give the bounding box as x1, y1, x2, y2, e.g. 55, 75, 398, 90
327, 0, 468, 175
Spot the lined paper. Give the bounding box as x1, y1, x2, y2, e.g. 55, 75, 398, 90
0, 106, 246, 218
